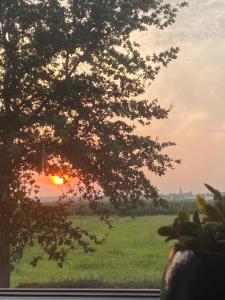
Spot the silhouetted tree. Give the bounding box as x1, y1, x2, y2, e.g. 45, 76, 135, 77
0, 0, 186, 287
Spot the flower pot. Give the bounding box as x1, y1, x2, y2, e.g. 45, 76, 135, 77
161, 250, 225, 300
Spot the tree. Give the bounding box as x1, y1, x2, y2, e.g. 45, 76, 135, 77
0, 0, 186, 287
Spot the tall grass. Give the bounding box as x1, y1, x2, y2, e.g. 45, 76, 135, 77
13, 215, 174, 288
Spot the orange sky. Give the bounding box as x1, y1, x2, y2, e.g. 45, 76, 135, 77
37, 0, 225, 196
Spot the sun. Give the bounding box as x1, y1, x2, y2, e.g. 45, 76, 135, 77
50, 175, 69, 186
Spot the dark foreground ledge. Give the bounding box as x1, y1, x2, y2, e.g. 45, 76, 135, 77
0, 289, 160, 299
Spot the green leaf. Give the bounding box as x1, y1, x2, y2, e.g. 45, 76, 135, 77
204, 204, 224, 222
193, 209, 201, 226
157, 226, 178, 238
177, 236, 199, 250
165, 236, 177, 242
220, 196, 225, 214
179, 221, 199, 237
173, 211, 190, 230
177, 211, 189, 222
216, 239, 225, 244
196, 195, 206, 211
204, 183, 222, 200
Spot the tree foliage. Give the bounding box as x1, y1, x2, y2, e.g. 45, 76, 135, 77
0, 0, 186, 286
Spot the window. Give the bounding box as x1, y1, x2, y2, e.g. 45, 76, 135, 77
0, 0, 223, 296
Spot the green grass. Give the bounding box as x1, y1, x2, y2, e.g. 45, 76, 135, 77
12, 215, 174, 288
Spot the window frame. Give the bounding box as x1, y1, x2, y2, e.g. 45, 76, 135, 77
0, 289, 160, 299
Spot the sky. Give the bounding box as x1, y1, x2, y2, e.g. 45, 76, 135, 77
136, 0, 225, 194
37, 0, 225, 196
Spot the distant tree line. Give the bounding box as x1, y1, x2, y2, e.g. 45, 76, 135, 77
60, 199, 196, 217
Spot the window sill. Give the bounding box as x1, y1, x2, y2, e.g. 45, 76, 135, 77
0, 289, 160, 299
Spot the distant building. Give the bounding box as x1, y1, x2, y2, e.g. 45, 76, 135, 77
161, 186, 195, 201
198, 192, 213, 201
179, 186, 183, 200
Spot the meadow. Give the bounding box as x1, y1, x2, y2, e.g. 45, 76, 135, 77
12, 215, 175, 288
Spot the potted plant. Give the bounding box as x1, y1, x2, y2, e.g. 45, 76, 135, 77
158, 184, 225, 300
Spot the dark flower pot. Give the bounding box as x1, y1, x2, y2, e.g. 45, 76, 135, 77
161, 250, 225, 300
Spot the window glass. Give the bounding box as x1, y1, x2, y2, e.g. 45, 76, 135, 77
0, 0, 223, 289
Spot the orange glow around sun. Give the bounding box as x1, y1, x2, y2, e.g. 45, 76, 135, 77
50, 175, 69, 186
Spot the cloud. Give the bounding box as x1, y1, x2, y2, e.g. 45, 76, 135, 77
150, 0, 225, 45
173, 112, 209, 141
134, 0, 225, 193
210, 123, 225, 140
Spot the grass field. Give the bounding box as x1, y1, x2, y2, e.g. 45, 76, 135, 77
12, 215, 175, 288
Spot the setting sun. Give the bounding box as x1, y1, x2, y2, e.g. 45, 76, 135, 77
50, 175, 69, 186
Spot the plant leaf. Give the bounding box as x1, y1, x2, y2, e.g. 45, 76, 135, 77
179, 221, 199, 237
177, 236, 199, 250
177, 211, 189, 222
193, 209, 201, 226
204, 204, 224, 222
196, 195, 206, 211
165, 236, 177, 242
157, 226, 178, 238
220, 196, 225, 214
204, 183, 222, 200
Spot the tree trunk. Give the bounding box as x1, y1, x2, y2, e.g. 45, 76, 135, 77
0, 159, 12, 288
0, 231, 10, 288
0, 138, 14, 288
